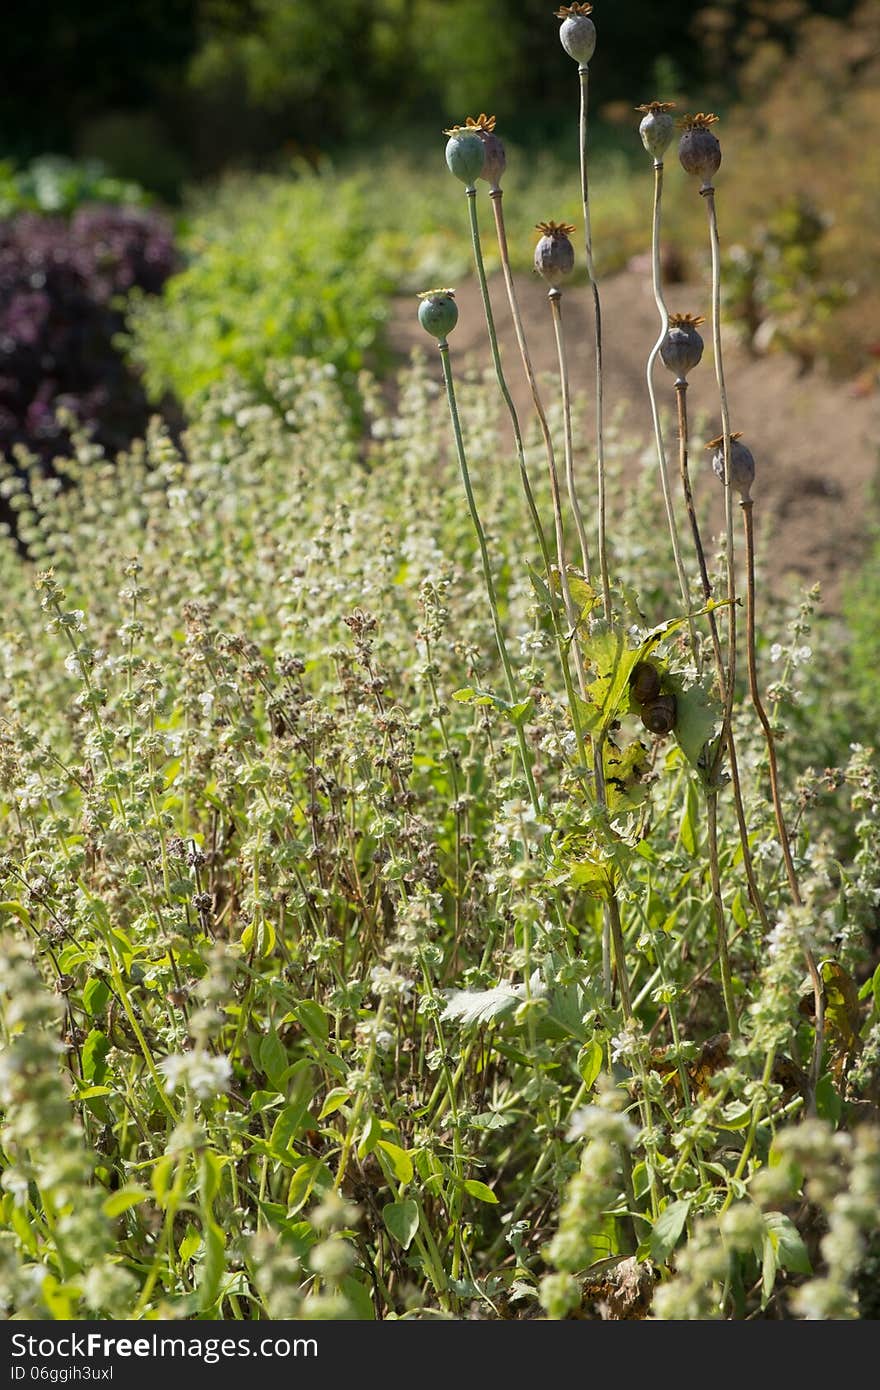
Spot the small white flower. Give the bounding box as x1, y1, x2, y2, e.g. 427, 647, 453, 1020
770, 642, 783, 663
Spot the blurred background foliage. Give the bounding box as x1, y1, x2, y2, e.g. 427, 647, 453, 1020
0, 0, 878, 469
0, 0, 864, 183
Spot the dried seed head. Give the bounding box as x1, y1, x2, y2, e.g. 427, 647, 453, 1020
678, 114, 722, 186
708, 431, 756, 500
461, 114, 507, 191
661, 313, 706, 382
556, 4, 596, 65
636, 101, 676, 160
443, 125, 486, 186
534, 221, 576, 287
417, 289, 459, 340
641, 692, 677, 736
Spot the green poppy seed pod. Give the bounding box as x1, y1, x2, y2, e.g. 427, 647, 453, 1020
637, 102, 676, 160
534, 221, 576, 287
417, 289, 459, 340
629, 661, 662, 705
444, 126, 486, 185
661, 313, 705, 383
678, 114, 722, 187
641, 693, 677, 737
709, 432, 755, 501
555, 3, 596, 64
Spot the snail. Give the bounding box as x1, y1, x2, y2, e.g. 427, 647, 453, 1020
629, 660, 661, 705
640, 693, 677, 736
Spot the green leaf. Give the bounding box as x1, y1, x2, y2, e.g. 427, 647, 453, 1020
296, 998, 330, 1043
198, 1218, 226, 1312
650, 1198, 691, 1263
452, 687, 475, 702
357, 1113, 382, 1158
82, 977, 110, 1016
179, 1224, 202, 1263
82, 1028, 110, 1084
604, 738, 650, 813
102, 1186, 150, 1218
376, 1139, 413, 1184
269, 1095, 314, 1158
463, 1179, 498, 1204
259, 1028, 287, 1089
668, 675, 719, 768
0, 901, 31, 926
241, 916, 276, 957
577, 1037, 604, 1090
318, 1087, 351, 1119
678, 778, 699, 855
443, 983, 527, 1027
763, 1211, 811, 1276
287, 1157, 333, 1214
383, 1199, 419, 1250
341, 1274, 375, 1320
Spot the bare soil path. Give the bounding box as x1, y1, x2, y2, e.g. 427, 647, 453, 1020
388, 267, 879, 609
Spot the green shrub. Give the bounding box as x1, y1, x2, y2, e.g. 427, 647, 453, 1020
0, 358, 876, 1319
124, 169, 396, 412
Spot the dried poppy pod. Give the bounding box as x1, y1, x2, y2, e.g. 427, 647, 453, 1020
534, 221, 576, 288
556, 3, 596, 64
636, 101, 677, 161
417, 289, 459, 340
458, 113, 507, 192
443, 124, 486, 186
678, 113, 722, 188
708, 431, 756, 501
629, 660, 661, 705
641, 692, 677, 736
661, 313, 705, 383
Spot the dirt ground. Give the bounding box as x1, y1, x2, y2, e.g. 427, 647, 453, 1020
387, 267, 880, 610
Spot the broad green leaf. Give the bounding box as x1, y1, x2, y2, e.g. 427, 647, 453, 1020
82, 1028, 110, 1085
463, 1179, 498, 1204
443, 983, 524, 1027
452, 686, 475, 702
241, 916, 276, 957
383, 1199, 419, 1250
667, 674, 719, 769
577, 1037, 604, 1090
357, 1113, 382, 1158
341, 1274, 375, 1320
763, 1211, 811, 1276
259, 1029, 287, 1089
179, 1224, 201, 1263
650, 1198, 691, 1263
0, 901, 30, 926
318, 1087, 351, 1119
604, 738, 650, 813
296, 998, 330, 1043
376, 1139, 413, 1184
102, 1186, 150, 1218
82, 977, 110, 1016
269, 1096, 314, 1158
287, 1157, 333, 1213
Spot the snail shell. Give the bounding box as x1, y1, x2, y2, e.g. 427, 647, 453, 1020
640, 692, 677, 736
629, 661, 661, 705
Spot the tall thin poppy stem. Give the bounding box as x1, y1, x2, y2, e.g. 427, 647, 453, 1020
436, 335, 540, 817
578, 64, 611, 623
548, 287, 591, 580
646, 159, 696, 654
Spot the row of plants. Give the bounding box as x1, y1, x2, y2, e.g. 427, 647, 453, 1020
0, 4, 877, 1321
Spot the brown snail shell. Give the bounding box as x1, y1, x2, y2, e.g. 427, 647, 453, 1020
640, 693, 677, 736
629, 661, 661, 705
